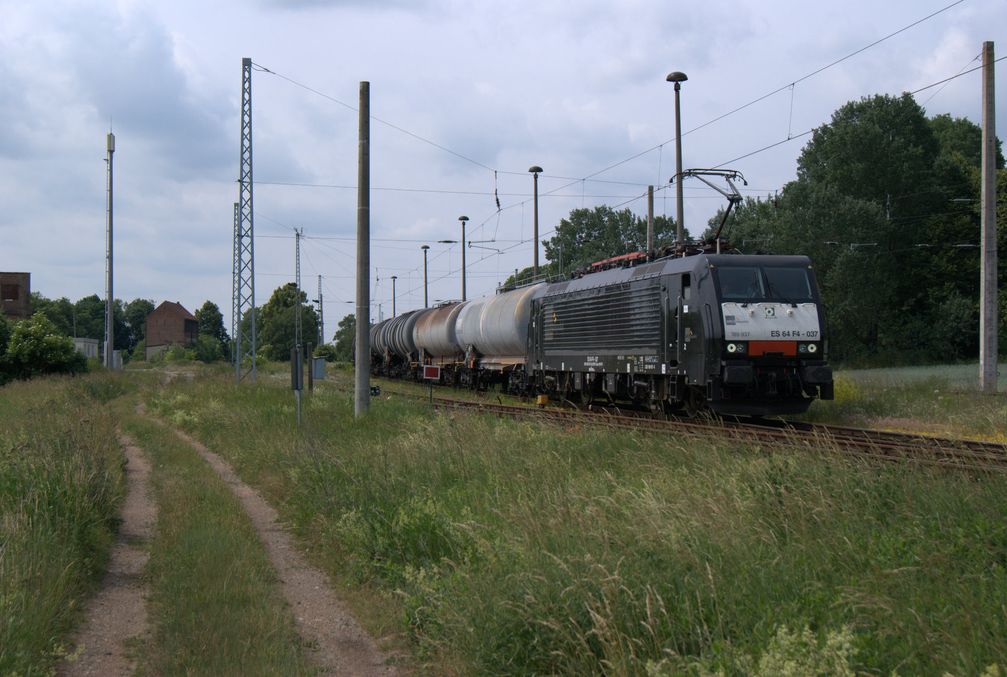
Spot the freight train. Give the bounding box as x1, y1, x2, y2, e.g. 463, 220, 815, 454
370, 251, 834, 416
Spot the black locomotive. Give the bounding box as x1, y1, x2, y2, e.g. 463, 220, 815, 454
371, 251, 834, 416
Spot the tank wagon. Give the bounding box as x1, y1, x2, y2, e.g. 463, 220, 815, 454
370, 252, 834, 416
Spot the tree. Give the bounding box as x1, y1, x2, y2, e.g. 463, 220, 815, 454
193, 334, 223, 363
717, 93, 1006, 363
502, 206, 681, 288
256, 283, 319, 362
30, 293, 75, 337
72, 295, 128, 348
124, 298, 155, 351
543, 206, 679, 274
0, 315, 11, 385
5, 314, 86, 379
194, 300, 229, 355
333, 313, 356, 362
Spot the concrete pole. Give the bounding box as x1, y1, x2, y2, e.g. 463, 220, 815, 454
674, 83, 685, 246
317, 274, 324, 345
391, 275, 397, 318
980, 41, 998, 393
459, 215, 469, 301
354, 82, 371, 417
421, 245, 429, 308
532, 172, 540, 275
104, 132, 115, 369
647, 184, 654, 252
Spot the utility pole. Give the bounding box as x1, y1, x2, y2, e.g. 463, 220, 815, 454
316, 274, 324, 345
667, 71, 688, 247
391, 275, 397, 317
980, 40, 998, 393
459, 215, 469, 301
529, 166, 542, 276
235, 57, 256, 383
647, 185, 654, 252
104, 131, 115, 369
354, 81, 371, 417
294, 228, 303, 355
421, 245, 430, 308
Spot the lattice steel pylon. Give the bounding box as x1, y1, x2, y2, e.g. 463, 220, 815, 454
231, 201, 239, 366
233, 57, 256, 383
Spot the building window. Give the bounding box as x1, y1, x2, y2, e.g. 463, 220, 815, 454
1, 284, 19, 302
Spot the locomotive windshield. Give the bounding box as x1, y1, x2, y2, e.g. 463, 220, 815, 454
716, 265, 814, 303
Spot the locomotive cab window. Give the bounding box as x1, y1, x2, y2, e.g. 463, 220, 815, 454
716, 267, 763, 301
763, 267, 813, 302
715, 266, 813, 303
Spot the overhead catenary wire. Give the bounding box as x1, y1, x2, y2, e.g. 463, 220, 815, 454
248, 1, 981, 311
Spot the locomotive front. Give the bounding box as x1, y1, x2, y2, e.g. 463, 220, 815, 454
708, 255, 833, 414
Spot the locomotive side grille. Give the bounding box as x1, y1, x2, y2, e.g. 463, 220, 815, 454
543, 283, 662, 351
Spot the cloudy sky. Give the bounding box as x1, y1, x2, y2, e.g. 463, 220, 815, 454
1, 0, 1004, 337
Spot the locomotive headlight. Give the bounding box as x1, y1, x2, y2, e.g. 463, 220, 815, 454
727, 343, 738, 353
798, 343, 808, 354
807, 343, 818, 354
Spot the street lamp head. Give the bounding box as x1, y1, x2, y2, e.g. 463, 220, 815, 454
458, 215, 469, 223
421, 244, 430, 250
438, 239, 457, 244
528, 165, 543, 174
666, 71, 688, 83
391, 275, 397, 280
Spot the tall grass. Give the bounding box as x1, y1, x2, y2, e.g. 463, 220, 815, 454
147, 371, 1007, 675
0, 373, 128, 674
803, 363, 1007, 439
122, 416, 312, 675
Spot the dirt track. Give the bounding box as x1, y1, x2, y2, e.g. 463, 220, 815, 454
61, 435, 155, 676
163, 424, 401, 676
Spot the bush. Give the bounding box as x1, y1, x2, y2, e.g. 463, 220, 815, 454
313, 343, 339, 362
4, 314, 86, 380
194, 334, 223, 363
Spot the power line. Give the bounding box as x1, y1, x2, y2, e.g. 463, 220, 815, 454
252, 62, 496, 172
712, 52, 1007, 169
539, 0, 968, 198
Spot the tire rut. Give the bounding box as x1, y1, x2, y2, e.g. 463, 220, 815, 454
61, 434, 155, 677
153, 417, 401, 676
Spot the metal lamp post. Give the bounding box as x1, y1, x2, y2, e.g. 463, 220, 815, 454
391, 275, 397, 318
458, 215, 469, 301
529, 166, 542, 275
666, 71, 688, 247
421, 245, 430, 308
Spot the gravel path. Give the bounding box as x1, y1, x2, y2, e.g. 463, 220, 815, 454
61, 434, 155, 677
164, 424, 401, 676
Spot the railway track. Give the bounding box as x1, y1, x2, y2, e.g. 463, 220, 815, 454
411, 391, 1007, 473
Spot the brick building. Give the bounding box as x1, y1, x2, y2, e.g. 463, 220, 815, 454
0, 272, 30, 319
145, 301, 198, 360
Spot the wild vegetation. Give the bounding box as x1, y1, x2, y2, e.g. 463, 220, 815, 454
147, 366, 1007, 675
0, 373, 126, 674
121, 415, 312, 674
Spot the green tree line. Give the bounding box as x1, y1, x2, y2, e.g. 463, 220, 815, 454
503, 94, 1004, 365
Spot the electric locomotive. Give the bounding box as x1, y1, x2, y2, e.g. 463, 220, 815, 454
370, 250, 833, 417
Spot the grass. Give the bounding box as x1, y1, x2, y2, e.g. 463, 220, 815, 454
802, 362, 1007, 440
119, 413, 313, 676
0, 372, 127, 674
148, 366, 1007, 676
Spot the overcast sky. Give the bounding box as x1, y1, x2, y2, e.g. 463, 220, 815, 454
1, 0, 1004, 337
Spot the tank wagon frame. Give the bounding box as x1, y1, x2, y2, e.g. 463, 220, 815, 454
370, 252, 834, 416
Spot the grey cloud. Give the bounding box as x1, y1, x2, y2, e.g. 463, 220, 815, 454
54, 5, 232, 179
